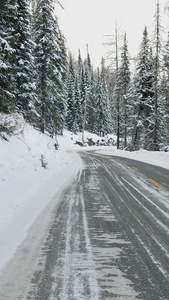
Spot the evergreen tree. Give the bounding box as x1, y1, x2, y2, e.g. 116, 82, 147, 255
100, 58, 112, 134
87, 68, 97, 132
55, 25, 67, 132
5, 0, 19, 109
77, 49, 83, 79
116, 33, 130, 148
152, 0, 163, 150
158, 73, 169, 147
66, 53, 76, 132
0, 0, 37, 119
83, 49, 93, 132
0, 0, 15, 113
73, 75, 82, 132
94, 59, 112, 136
33, 0, 67, 134
15, 0, 37, 120
132, 27, 154, 150
163, 33, 169, 146
76, 49, 84, 131
31, 0, 38, 13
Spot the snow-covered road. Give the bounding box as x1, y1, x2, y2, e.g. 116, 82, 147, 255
1, 151, 169, 299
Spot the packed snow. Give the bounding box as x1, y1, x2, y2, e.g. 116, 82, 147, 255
0, 113, 169, 272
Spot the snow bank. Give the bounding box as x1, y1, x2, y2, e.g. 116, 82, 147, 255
94, 147, 169, 170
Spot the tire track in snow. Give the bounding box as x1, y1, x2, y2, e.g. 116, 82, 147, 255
79, 183, 100, 299
52, 170, 100, 300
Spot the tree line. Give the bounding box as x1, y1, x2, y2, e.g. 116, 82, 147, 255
107, 1, 169, 151
0, 0, 112, 139
0, 0, 67, 138
0, 0, 169, 151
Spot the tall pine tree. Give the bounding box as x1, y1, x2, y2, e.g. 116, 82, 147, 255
152, 0, 163, 150
132, 27, 154, 150
0, 0, 15, 113
66, 53, 76, 132
115, 33, 130, 148
0, 0, 37, 119
15, 0, 37, 120
33, 0, 67, 134
94, 58, 112, 136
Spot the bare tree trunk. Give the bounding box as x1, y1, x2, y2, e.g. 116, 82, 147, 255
104, 24, 121, 149
153, 0, 160, 150
116, 95, 120, 149
154, 68, 158, 147
124, 92, 127, 148
115, 24, 120, 149
82, 90, 87, 144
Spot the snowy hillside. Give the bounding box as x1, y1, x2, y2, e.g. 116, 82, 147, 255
0, 114, 82, 271
0, 113, 169, 272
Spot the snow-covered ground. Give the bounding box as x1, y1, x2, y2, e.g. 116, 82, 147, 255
0, 113, 169, 272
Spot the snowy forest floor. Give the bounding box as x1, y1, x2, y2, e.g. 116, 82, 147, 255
0, 113, 169, 273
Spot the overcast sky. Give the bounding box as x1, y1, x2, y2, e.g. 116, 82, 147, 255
56, 0, 169, 68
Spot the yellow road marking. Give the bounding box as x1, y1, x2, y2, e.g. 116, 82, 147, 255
149, 178, 164, 189
132, 166, 139, 171
122, 160, 127, 163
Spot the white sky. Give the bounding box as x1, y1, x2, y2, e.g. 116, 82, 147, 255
56, 0, 169, 68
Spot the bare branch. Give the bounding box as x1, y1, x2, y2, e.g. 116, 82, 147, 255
55, 0, 64, 9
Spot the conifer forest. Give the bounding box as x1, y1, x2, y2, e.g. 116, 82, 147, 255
0, 0, 169, 151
